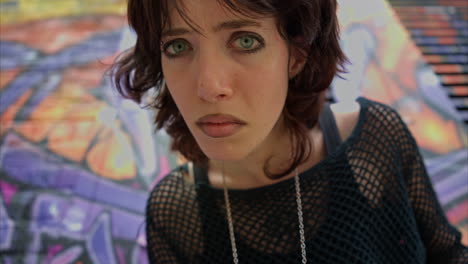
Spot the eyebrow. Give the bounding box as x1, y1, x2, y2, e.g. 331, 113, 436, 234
213, 19, 262, 32
161, 19, 262, 38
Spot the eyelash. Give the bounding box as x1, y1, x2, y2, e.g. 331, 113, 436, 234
162, 39, 191, 59
161, 32, 265, 59
230, 32, 265, 54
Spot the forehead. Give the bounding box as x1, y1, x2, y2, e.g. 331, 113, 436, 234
168, 0, 227, 25
164, 0, 273, 31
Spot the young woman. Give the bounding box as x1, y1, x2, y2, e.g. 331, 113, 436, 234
113, 0, 467, 263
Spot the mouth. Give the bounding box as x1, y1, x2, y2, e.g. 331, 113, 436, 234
196, 114, 246, 138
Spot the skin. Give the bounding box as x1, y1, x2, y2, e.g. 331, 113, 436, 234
161, 0, 359, 189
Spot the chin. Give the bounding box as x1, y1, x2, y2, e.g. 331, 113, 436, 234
199, 144, 251, 162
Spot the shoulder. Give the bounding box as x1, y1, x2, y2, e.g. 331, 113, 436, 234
330, 97, 410, 142
147, 164, 194, 200
330, 100, 361, 141
146, 164, 195, 220
357, 97, 410, 135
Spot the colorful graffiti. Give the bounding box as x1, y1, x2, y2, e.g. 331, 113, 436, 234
0, 0, 466, 263
333, 0, 468, 244
0, 1, 176, 263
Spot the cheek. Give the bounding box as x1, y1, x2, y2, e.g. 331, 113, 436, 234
162, 64, 195, 113
242, 57, 289, 109
167, 86, 194, 121
240, 69, 289, 132
256, 62, 289, 126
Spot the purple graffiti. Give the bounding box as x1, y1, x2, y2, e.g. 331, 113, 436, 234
87, 213, 117, 264
50, 246, 83, 264
30, 193, 144, 242
0, 30, 121, 115
1, 133, 148, 214
0, 180, 18, 205
0, 196, 15, 250
0, 41, 38, 69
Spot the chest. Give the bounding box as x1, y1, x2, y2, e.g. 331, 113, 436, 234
194, 177, 426, 264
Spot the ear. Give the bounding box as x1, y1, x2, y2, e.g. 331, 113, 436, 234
288, 38, 308, 79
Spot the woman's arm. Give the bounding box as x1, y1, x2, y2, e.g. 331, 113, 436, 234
146, 187, 181, 264
398, 112, 468, 263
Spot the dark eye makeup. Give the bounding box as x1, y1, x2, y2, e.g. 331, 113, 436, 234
161, 31, 266, 58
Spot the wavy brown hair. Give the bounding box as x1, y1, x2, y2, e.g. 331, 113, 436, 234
112, 0, 347, 179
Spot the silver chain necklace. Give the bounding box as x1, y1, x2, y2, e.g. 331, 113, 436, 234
222, 166, 307, 264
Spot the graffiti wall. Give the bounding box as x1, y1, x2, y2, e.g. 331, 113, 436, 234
0, 1, 176, 263
333, 0, 467, 244
0, 0, 466, 263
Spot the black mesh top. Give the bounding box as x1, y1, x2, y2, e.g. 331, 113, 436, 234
146, 97, 468, 263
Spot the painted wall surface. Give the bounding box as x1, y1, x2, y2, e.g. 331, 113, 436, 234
0, 0, 466, 263
333, 0, 467, 244
1, 1, 176, 263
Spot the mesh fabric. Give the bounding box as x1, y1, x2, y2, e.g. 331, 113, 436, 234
146, 98, 467, 263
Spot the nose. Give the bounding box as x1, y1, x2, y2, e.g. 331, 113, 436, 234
196, 51, 233, 103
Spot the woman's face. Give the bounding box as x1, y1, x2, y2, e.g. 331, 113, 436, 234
161, 0, 304, 161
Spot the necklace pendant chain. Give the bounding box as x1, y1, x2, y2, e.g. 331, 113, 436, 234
222, 166, 307, 264
223, 164, 239, 264
294, 168, 308, 264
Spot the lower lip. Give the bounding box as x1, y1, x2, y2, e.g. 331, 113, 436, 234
198, 122, 244, 138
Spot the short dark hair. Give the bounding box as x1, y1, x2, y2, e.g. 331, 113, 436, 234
112, 0, 347, 179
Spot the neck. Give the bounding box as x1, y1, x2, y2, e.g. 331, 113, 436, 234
207, 122, 324, 190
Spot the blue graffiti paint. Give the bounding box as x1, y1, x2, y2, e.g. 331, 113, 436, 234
0, 40, 38, 69
0, 30, 121, 114
1, 133, 147, 214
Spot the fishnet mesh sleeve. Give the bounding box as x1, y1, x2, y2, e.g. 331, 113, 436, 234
143, 99, 468, 263
146, 169, 204, 263
395, 109, 468, 263
146, 188, 180, 264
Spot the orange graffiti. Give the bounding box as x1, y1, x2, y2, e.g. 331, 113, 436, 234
87, 126, 137, 180
1, 89, 33, 135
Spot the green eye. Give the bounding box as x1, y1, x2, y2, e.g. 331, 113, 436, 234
231, 34, 264, 53
164, 40, 189, 56
237, 36, 255, 49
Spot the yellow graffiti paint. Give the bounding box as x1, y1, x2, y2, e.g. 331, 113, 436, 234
0, 0, 126, 25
